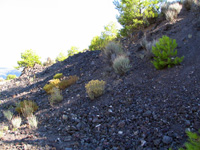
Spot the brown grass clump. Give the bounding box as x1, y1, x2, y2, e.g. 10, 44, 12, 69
15, 100, 38, 118
58, 75, 78, 90
43, 79, 60, 94
85, 80, 106, 100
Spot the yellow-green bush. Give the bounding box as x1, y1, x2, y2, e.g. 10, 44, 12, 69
53, 73, 63, 79
15, 100, 38, 118
85, 80, 106, 100
49, 87, 63, 106
43, 79, 60, 94
6, 74, 17, 80
59, 75, 78, 90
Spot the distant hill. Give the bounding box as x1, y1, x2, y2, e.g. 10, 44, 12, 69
0, 67, 21, 79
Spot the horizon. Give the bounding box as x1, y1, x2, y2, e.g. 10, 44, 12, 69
0, 0, 120, 69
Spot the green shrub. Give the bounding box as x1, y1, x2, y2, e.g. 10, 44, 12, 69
161, 2, 182, 22
56, 51, 68, 62
114, 0, 159, 37
43, 79, 60, 94
67, 46, 80, 57
179, 130, 200, 150
103, 42, 125, 65
89, 22, 118, 50
49, 87, 63, 106
151, 35, 184, 69
58, 75, 78, 90
85, 80, 106, 100
15, 49, 41, 69
113, 55, 131, 75
15, 100, 38, 118
53, 73, 63, 79
6, 74, 17, 80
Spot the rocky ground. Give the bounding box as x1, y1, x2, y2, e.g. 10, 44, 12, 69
0, 8, 200, 150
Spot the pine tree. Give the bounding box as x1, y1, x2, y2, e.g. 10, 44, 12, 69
114, 0, 160, 37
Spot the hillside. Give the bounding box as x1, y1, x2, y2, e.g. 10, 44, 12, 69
0, 8, 200, 150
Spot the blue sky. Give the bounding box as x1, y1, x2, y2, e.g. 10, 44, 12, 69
0, 0, 120, 68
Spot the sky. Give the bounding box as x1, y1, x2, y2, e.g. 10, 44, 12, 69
0, 0, 120, 68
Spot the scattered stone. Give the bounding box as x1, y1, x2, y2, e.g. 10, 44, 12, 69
162, 136, 172, 144
118, 120, 125, 128
118, 131, 123, 135
153, 139, 161, 146
143, 110, 152, 117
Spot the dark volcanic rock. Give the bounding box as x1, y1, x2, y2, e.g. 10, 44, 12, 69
0, 10, 200, 150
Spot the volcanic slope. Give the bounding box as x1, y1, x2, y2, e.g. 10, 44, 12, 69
0, 9, 200, 150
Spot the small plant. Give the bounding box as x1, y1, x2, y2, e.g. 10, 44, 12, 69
43, 79, 60, 94
53, 73, 63, 79
140, 37, 157, 60
151, 35, 184, 70
179, 130, 200, 150
0, 130, 3, 138
3, 110, 13, 121
113, 55, 131, 75
85, 80, 106, 100
49, 87, 63, 106
161, 2, 182, 22
103, 42, 125, 65
58, 75, 78, 90
11, 116, 22, 129
6, 74, 17, 80
27, 115, 38, 128
15, 100, 38, 118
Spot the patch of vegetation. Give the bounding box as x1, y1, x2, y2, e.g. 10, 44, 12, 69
103, 41, 125, 65
53, 73, 63, 79
85, 80, 106, 100
114, 0, 159, 37
58, 75, 79, 90
161, 2, 182, 22
43, 57, 55, 66
113, 55, 131, 75
11, 116, 22, 129
49, 87, 63, 106
89, 22, 118, 50
56, 51, 68, 62
6, 74, 17, 80
140, 37, 157, 60
179, 130, 200, 150
15, 100, 38, 118
27, 115, 38, 128
15, 49, 41, 69
67, 46, 80, 57
43, 79, 60, 94
3, 110, 13, 121
151, 35, 184, 69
